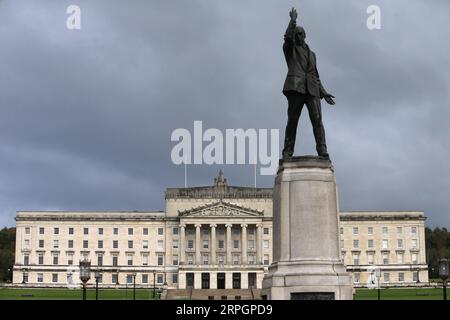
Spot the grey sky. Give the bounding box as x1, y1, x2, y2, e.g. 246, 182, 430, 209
1, 0, 449, 228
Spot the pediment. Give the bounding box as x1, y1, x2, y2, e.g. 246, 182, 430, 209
178, 201, 263, 217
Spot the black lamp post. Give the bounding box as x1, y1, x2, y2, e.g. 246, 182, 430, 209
439, 258, 449, 301
153, 270, 156, 299
21, 268, 26, 285
376, 268, 381, 301
79, 259, 91, 300
132, 272, 137, 301
95, 270, 101, 300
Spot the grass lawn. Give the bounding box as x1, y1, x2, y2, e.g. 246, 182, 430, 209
354, 287, 449, 300
0, 287, 159, 300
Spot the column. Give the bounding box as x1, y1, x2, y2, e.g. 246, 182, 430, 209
179, 224, 186, 265
210, 224, 217, 265
195, 224, 201, 265
256, 224, 263, 265
241, 224, 248, 264
225, 224, 232, 265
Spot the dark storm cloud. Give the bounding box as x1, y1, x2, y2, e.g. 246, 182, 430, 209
0, 0, 449, 227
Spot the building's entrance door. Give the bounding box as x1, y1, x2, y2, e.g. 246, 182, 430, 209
217, 273, 225, 289
248, 272, 257, 288
186, 273, 195, 288
232, 272, 241, 289
201, 273, 210, 289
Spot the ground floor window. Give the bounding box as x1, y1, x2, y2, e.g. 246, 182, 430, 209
232, 272, 241, 289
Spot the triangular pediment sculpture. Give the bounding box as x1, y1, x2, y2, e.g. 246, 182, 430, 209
178, 200, 263, 217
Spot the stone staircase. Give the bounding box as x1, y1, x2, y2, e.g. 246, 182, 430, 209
165, 288, 262, 300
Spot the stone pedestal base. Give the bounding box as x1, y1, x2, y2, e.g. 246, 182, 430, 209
262, 156, 353, 300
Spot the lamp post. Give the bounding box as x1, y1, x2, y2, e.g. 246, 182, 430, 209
376, 268, 381, 301
95, 270, 101, 300
153, 270, 156, 299
79, 259, 91, 301
21, 268, 26, 285
132, 271, 137, 301
439, 258, 449, 301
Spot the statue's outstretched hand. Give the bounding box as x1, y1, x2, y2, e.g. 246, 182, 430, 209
324, 94, 335, 105
289, 7, 298, 21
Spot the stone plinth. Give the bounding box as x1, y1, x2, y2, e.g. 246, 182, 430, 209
262, 156, 353, 300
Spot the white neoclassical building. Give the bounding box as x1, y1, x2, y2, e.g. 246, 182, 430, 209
12, 171, 428, 290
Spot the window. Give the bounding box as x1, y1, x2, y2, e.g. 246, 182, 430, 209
383, 273, 390, 283
172, 255, 179, 266
382, 239, 388, 249
142, 274, 148, 284
340, 227, 343, 235
397, 239, 403, 249
54, 227, 59, 235
398, 272, 404, 282
367, 253, 374, 265
233, 255, 240, 265
411, 227, 417, 234
67, 239, 73, 248
263, 240, 269, 249
25, 227, 30, 234
383, 254, 389, 265
53, 254, 59, 265
203, 229, 209, 235
353, 227, 359, 235
112, 274, 118, 284
127, 255, 133, 266
234, 240, 239, 249
218, 228, 225, 235
23, 272, 28, 283
24, 255, 29, 266
203, 254, 209, 265
24, 239, 30, 249
127, 275, 133, 284
218, 255, 224, 265
233, 228, 239, 235
340, 239, 344, 249
354, 273, 360, 284
203, 240, 208, 249
97, 255, 103, 266
248, 228, 255, 235
173, 227, 179, 235
128, 228, 133, 235
367, 227, 373, 235
38, 254, 44, 265
98, 240, 103, 249
248, 240, 255, 250
113, 228, 118, 235
352, 254, 359, 266
83, 240, 88, 249
413, 271, 419, 282
218, 240, 224, 249
39, 240, 44, 248
113, 240, 118, 249
84, 228, 89, 235
157, 255, 163, 266
158, 228, 164, 235
397, 253, 404, 264
248, 254, 255, 265
53, 240, 59, 249
353, 240, 359, 249
128, 240, 133, 249
69, 227, 74, 235
264, 254, 269, 265
411, 239, 418, 249
97, 275, 103, 283
157, 240, 164, 250
188, 240, 194, 249
39, 227, 45, 234
52, 274, 58, 283
188, 254, 194, 265
143, 240, 149, 249
98, 228, 103, 235
264, 228, 269, 235
368, 239, 374, 248
397, 227, 403, 234
67, 254, 73, 265
112, 256, 118, 267
382, 227, 388, 234
143, 228, 148, 235
172, 274, 178, 284
157, 274, 163, 284
412, 253, 418, 264
37, 273, 43, 283
143, 255, 148, 266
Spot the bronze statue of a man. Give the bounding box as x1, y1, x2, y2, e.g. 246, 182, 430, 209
282, 7, 335, 159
